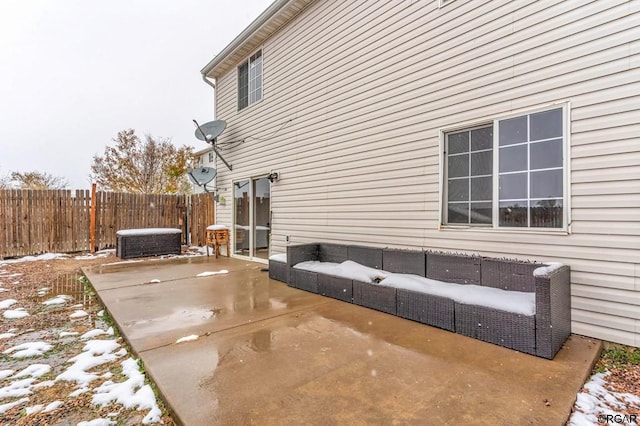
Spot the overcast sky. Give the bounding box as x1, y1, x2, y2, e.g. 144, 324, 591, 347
0, 0, 273, 188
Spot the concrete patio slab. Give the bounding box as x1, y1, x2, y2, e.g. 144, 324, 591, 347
84, 256, 601, 425
87, 265, 331, 352
86, 256, 256, 290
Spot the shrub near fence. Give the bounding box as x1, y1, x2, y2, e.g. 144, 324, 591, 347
0, 189, 215, 258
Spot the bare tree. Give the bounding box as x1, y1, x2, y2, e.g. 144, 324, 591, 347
10, 171, 68, 190
91, 129, 195, 194
0, 170, 10, 189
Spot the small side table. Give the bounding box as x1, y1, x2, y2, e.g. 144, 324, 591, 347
205, 225, 230, 258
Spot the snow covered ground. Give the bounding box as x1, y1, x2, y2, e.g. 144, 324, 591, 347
1, 330, 163, 423
569, 371, 640, 425
0, 250, 171, 425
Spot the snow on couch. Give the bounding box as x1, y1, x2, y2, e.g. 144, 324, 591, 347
269, 243, 571, 359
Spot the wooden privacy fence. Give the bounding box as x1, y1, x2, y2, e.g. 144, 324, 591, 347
189, 192, 216, 246
94, 191, 188, 249
0, 188, 216, 258
0, 189, 91, 257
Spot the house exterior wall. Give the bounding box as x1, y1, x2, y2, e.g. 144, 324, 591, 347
209, 0, 640, 345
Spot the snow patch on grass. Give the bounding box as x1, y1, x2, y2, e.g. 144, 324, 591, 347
12, 364, 51, 379
0, 253, 68, 265
80, 329, 108, 340
92, 357, 163, 424
25, 404, 44, 415
0, 370, 15, 380
56, 339, 122, 387
42, 295, 71, 305
3, 341, 52, 358
69, 387, 90, 397
0, 397, 29, 413
74, 251, 112, 260
69, 309, 88, 319
0, 378, 35, 398
42, 400, 63, 412
568, 371, 640, 425
3, 308, 29, 319
0, 298, 17, 309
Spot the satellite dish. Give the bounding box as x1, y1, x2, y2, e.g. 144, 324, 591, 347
187, 167, 216, 187
194, 120, 226, 142
193, 119, 233, 171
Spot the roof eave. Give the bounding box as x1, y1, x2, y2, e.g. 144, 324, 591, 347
194, 145, 214, 155
200, 0, 314, 79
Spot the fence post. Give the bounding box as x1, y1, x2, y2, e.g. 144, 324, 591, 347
185, 194, 190, 246
90, 183, 96, 253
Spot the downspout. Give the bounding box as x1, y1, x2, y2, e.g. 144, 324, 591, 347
201, 73, 216, 119
200, 72, 221, 218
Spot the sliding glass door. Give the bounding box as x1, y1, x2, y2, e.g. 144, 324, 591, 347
233, 177, 270, 259
234, 180, 250, 256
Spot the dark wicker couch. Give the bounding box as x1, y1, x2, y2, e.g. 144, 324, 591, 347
269, 243, 571, 359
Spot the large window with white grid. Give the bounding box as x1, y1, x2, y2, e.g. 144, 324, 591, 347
443, 106, 567, 229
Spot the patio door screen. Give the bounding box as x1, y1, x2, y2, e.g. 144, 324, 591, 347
233, 177, 270, 259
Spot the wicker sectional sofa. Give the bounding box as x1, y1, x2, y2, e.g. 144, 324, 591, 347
269, 243, 571, 359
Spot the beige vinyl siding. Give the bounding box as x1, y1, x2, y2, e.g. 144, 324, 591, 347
210, 0, 640, 346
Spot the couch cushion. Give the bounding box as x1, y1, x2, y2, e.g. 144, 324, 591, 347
348, 246, 383, 269
481, 258, 538, 292
294, 260, 387, 283
382, 249, 426, 276
319, 244, 348, 263
268, 253, 287, 263
426, 253, 481, 285
380, 273, 535, 316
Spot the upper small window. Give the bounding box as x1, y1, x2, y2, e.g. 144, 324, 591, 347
238, 50, 262, 111
208, 152, 214, 163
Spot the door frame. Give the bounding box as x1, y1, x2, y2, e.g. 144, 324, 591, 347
231, 175, 270, 263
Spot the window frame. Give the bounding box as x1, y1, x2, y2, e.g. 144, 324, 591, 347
442, 123, 494, 226
439, 103, 571, 233
237, 48, 263, 112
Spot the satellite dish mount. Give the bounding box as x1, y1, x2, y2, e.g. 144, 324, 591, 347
193, 119, 232, 171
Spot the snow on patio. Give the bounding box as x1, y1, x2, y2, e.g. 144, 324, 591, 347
196, 269, 229, 277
